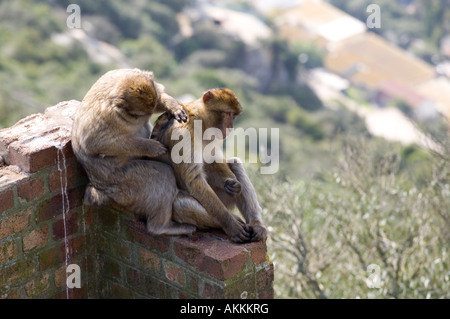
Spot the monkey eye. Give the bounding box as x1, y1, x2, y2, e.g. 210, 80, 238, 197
224, 112, 235, 119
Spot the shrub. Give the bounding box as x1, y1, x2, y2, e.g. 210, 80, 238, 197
253, 134, 449, 298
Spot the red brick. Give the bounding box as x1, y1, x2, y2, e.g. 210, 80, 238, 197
23, 225, 49, 251
97, 207, 120, 230
174, 232, 248, 280
243, 239, 268, 265
40, 246, 62, 270
18, 177, 45, 201
139, 248, 160, 271
173, 235, 204, 266
103, 258, 121, 279
111, 241, 131, 262
124, 219, 170, 252
0, 166, 28, 191
38, 186, 84, 221
164, 261, 185, 286
185, 272, 199, 295
0, 259, 36, 287
0, 209, 31, 239
49, 161, 75, 192
0, 287, 21, 299
53, 212, 78, 240
125, 267, 143, 289
0, 100, 78, 171
143, 275, 167, 298
67, 186, 85, 209
24, 273, 51, 298
38, 193, 63, 221
60, 236, 86, 263
60, 140, 75, 160
8, 144, 58, 173
54, 264, 75, 290
256, 263, 274, 298
258, 289, 274, 299
111, 284, 133, 299
49, 159, 87, 192
201, 281, 224, 298
83, 206, 94, 225
0, 107, 75, 173
0, 240, 18, 264
51, 285, 88, 299
199, 248, 247, 280
0, 190, 14, 213
223, 272, 256, 298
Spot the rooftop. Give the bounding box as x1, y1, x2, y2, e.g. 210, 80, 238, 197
325, 32, 435, 89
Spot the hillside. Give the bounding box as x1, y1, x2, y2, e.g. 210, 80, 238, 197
0, 0, 449, 298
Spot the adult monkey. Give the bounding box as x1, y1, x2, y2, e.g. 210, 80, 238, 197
152, 88, 268, 243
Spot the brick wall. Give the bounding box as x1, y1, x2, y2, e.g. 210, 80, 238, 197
0, 101, 274, 299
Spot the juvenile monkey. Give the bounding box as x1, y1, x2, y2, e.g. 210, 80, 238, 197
72, 68, 197, 236
152, 88, 268, 242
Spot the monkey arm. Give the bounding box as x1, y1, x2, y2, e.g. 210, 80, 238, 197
154, 82, 187, 122
205, 162, 242, 196
95, 137, 167, 158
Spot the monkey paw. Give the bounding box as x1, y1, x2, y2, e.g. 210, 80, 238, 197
225, 179, 242, 196
147, 140, 168, 157
225, 220, 252, 243
172, 108, 188, 123
248, 222, 268, 242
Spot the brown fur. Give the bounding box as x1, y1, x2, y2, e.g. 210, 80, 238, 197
72, 68, 196, 236
152, 88, 268, 242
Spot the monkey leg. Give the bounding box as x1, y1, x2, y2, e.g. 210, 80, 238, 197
146, 220, 196, 236
172, 192, 220, 229
227, 157, 268, 242
206, 162, 242, 196
146, 204, 196, 236
108, 159, 196, 237
173, 164, 252, 243
173, 192, 246, 233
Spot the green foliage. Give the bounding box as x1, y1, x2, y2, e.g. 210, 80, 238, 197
290, 41, 325, 69
173, 21, 246, 66
120, 35, 177, 78
0, 0, 63, 37
255, 135, 450, 298
286, 108, 324, 141
265, 80, 323, 111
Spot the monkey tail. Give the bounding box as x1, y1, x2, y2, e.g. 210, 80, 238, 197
83, 184, 110, 206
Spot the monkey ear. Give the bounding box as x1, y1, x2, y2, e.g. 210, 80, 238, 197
202, 90, 214, 103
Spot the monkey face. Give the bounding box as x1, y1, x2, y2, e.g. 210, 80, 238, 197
201, 89, 242, 139
221, 111, 236, 138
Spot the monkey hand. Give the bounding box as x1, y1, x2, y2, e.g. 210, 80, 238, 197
171, 104, 188, 123
224, 217, 253, 243
224, 179, 242, 196
248, 221, 268, 242
146, 140, 168, 157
